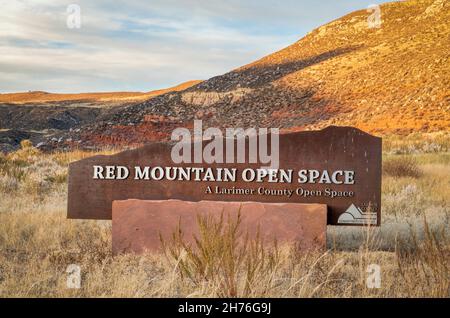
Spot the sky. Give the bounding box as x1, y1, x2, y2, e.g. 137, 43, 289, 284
0, 0, 391, 93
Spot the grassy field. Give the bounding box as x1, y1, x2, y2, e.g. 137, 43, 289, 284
0, 138, 448, 297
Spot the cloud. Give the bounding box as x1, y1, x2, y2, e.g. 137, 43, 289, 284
0, 0, 391, 93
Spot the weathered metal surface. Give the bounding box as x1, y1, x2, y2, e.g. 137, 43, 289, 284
68, 126, 382, 225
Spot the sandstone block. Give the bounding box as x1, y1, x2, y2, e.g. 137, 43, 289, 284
112, 199, 327, 255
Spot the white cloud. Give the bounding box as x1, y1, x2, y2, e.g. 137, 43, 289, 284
0, 0, 391, 93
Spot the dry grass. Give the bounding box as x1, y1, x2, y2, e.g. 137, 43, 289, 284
383, 132, 450, 155
0, 142, 449, 297
161, 212, 281, 297
383, 156, 422, 178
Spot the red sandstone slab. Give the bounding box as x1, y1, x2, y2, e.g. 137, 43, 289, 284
112, 199, 327, 255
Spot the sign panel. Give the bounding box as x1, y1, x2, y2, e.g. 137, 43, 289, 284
67, 126, 382, 225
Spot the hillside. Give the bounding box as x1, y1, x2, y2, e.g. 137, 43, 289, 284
63, 0, 448, 149
1, 0, 449, 151
0, 81, 201, 152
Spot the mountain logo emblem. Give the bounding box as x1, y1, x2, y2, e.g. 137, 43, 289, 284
337, 204, 377, 225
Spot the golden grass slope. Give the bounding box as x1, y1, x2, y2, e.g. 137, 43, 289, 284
239, 0, 449, 134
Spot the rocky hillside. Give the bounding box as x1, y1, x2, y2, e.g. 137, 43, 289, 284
2, 0, 449, 151
0, 81, 201, 152
64, 0, 448, 150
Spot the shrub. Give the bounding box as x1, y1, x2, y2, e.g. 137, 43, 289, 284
161, 211, 280, 297
10, 140, 40, 162
383, 156, 422, 178
20, 139, 33, 149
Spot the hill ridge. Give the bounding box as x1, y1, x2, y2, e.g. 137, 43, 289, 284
1, 0, 449, 151
68, 0, 448, 149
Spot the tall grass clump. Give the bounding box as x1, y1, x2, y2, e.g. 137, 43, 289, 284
161, 212, 280, 297
383, 156, 422, 178
396, 216, 449, 297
